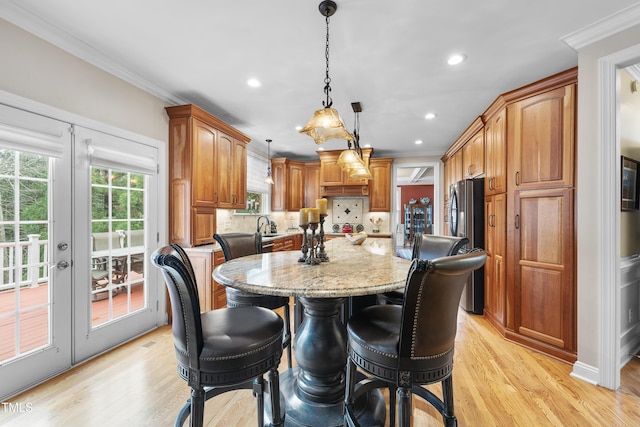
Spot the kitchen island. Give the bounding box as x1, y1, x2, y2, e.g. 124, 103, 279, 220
213, 238, 410, 427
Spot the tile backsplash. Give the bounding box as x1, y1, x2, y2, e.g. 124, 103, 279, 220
216, 197, 390, 235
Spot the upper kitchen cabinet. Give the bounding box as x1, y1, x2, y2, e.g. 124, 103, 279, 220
166, 104, 250, 247
304, 162, 321, 208
318, 148, 373, 197
460, 117, 485, 179
215, 131, 247, 209
508, 74, 576, 191
483, 102, 507, 196
368, 158, 393, 212
271, 158, 305, 211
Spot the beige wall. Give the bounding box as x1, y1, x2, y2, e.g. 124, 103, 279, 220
0, 18, 169, 142
576, 24, 640, 369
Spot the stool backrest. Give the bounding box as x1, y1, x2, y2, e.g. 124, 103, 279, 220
411, 233, 469, 261
151, 244, 203, 367
399, 251, 486, 361
213, 233, 262, 261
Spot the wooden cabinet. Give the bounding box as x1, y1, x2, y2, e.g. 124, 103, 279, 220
484, 193, 506, 329
304, 162, 321, 208
215, 132, 247, 209
509, 84, 575, 191
462, 119, 485, 178
271, 158, 305, 211
509, 188, 575, 359
318, 148, 372, 197
484, 106, 507, 195
184, 248, 227, 311
403, 203, 432, 246
368, 158, 393, 212
166, 104, 250, 247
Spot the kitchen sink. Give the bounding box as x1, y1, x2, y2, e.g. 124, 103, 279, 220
262, 233, 285, 238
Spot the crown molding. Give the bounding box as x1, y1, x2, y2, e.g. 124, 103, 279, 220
561, 3, 640, 50
0, 1, 187, 105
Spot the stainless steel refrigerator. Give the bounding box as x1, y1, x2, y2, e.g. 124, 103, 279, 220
449, 178, 485, 314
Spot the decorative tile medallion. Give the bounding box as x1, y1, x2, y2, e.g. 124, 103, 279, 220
332, 198, 363, 225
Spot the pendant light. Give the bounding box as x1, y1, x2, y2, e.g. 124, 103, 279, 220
299, 1, 354, 145
264, 139, 275, 184
337, 102, 372, 179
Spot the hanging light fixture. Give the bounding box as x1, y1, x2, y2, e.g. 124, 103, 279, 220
299, 1, 354, 145
264, 139, 275, 184
337, 102, 372, 179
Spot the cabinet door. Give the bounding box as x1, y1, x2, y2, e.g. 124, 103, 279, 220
304, 162, 321, 208
215, 132, 234, 208
232, 139, 247, 208
369, 159, 392, 212
511, 84, 575, 190
514, 188, 575, 354
320, 153, 344, 186
287, 162, 305, 211
271, 159, 287, 211
191, 207, 215, 246
463, 130, 485, 178
192, 119, 217, 207
184, 250, 212, 312
451, 150, 463, 184
443, 160, 451, 203
485, 193, 506, 327
485, 108, 506, 195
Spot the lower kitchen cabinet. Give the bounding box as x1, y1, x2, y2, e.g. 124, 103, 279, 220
184, 247, 227, 310
484, 193, 506, 330
508, 188, 575, 360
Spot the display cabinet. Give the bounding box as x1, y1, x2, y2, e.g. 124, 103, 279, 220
403, 203, 432, 246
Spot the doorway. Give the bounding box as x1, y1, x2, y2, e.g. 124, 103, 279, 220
0, 102, 163, 400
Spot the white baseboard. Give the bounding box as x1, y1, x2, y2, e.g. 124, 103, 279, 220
571, 361, 599, 385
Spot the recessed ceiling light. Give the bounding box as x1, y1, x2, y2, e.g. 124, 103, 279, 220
363, 143, 371, 148
415, 140, 423, 145
447, 54, 467, 66
247, 78, 261, 88
295, 125, 303, 131
317, 147, 325, 151
425, 113, 437, 120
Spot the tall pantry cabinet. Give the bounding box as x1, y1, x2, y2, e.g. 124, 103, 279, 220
443, 68, 577, 362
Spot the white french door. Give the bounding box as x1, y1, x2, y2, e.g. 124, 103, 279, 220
72, 126, 160, 361
0, 104, 73, 400
0, 102, 162, 400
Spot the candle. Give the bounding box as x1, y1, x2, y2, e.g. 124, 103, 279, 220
316, 198, 328, 215
299, 208, 309, 225
308, 207, 320, 223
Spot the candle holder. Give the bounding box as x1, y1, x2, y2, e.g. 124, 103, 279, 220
317, 214, 329, 262
305, 222, 321, 265
298, 224, 309, 262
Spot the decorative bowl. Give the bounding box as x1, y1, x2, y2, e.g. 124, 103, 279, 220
345, 232, 367, 245
420, 197, 430, 205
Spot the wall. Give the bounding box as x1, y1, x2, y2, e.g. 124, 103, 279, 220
0, 18, 169, 143
398, 185, 434, 224
576, 22, 640, 379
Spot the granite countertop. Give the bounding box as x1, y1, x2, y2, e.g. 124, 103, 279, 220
213, 238, 410, 298
185, 231, 303, 252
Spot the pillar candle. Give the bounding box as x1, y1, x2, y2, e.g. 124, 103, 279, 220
316, 198, 328, 215
299, 208, 309, 225
308, 207, 320, 223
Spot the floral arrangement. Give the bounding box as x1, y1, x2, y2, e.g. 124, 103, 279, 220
370, 217, 383, 232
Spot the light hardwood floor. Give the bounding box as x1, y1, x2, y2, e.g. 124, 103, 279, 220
1, 311, 639, 426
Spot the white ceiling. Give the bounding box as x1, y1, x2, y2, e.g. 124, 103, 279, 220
1, 0, 639, 163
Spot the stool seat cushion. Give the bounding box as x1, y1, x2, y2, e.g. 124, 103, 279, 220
173, 306, 283, 375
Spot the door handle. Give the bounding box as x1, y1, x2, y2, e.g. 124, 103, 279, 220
515, 214, 520, 229
55, 260, 70, 270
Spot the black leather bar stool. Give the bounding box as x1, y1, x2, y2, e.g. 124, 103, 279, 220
345, 251, 487, 427
151, 244, 284, 427
378, 233, 469, 305
213, 232, 293, 369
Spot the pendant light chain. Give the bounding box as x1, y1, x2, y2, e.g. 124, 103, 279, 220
323, 13, 333, 108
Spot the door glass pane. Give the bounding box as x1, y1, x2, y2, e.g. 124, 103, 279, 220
90, 167, 147, 328
0, 150, 51, 363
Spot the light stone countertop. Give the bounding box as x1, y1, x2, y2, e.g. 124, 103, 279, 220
212, 238, 410, 298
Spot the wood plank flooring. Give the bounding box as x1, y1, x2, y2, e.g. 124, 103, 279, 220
1, 310, 639, 426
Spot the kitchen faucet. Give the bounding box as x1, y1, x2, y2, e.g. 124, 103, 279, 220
256, 215, 271, 234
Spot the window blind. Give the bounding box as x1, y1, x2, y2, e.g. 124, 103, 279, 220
0, 104, 68, 158
246, 150, 270, 193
